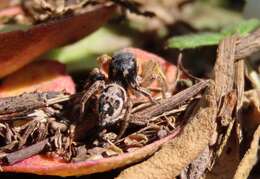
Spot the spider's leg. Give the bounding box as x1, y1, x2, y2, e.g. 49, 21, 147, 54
131, 81, 157, 104
116, 98, 133, 140
80, 80, 105, 117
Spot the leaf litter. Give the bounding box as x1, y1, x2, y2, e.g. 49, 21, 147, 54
0, 45, 208, 176
0, 1, 260, 178
118, 31, 260, 179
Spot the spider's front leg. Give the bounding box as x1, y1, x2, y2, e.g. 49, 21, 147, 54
116, 98, 133, 140
80, 68, 106, 119
80, 80, 105, 116
70, 68, 106, 142
130, 80, 158, 104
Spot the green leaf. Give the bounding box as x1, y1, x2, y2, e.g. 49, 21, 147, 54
167, 32, 223, 49
168, 19, 260, 49
221, 19, 260, 37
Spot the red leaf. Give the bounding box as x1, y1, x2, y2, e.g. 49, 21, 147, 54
0, 60, 75, 97
0, 4, 115, 78
3, 128, 180, 176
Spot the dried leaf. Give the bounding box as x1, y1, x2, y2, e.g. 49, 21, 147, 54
0, 6, 24, 23
218, 91, 237, 126
1, 48, 181, 176
0, 4, 115, 78
233, 125, 260, 179
243, 90, 260, 131
244, 90, 260, 106
181, 146, 211, 179
124, 134, 148, 148
0, 0, 10, 10
206, 123, 240, 179
205, 91, 238, 179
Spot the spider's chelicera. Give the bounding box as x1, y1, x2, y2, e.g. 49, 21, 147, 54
80, 51, 155, 139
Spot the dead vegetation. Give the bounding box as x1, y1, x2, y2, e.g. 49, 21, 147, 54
0, 0, 259, 179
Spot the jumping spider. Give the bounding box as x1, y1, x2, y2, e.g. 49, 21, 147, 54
80, 51, 156, 140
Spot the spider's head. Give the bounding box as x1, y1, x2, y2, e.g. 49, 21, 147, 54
108, 51, 138, 88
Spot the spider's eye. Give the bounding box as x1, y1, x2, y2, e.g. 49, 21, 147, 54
108, 51, 137, 88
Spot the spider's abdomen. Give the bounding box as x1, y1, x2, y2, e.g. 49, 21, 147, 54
98, 83, 127, 127
109, 51, 137, 88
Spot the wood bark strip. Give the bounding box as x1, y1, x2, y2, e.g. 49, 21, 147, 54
0, 92, 69, 115
235, 29, 260, 60
205, 36, 241, 179
234, 60, 245, 143
212, 36, 237, 101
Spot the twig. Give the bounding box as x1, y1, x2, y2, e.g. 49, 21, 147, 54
132, 96, 162, 113
0, 111, 34, 121
0, 137, 51, 165
236, 28, 260, 60
0, 91, 70, 115
149, 105, 187, 122
130, 80, 209, 125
